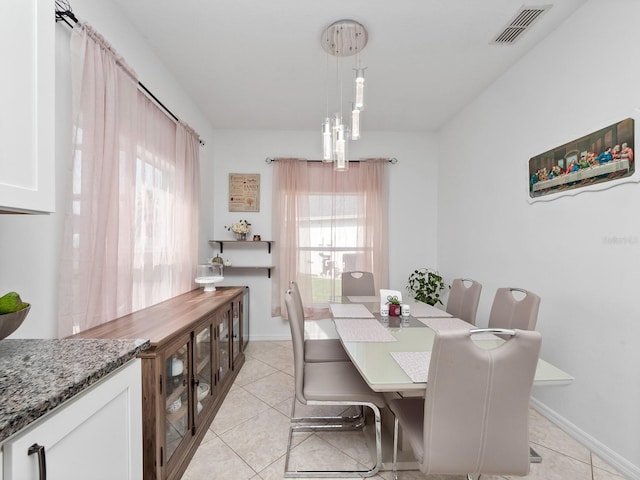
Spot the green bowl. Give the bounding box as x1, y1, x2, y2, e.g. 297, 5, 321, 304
0, 305, 30, 340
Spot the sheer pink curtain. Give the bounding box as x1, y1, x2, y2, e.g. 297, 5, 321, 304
58, 23, 200, 337
272, 158, 389, 318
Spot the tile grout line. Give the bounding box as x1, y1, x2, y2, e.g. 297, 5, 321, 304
529, 439, 594, 470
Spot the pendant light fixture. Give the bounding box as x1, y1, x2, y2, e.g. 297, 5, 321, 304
351, 103, 360, 141
320, 19, 368, 171
354, 68, 365, 110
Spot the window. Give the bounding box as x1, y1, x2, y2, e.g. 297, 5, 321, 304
58, 24, 200, 337
272, 159, 389, 318
299, 193, 369, 303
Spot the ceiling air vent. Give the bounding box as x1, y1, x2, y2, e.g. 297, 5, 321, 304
491, 5, 552, 45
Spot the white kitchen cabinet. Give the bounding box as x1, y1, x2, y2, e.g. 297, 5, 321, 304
0, 0, 55, 213
2, 360, 142, 480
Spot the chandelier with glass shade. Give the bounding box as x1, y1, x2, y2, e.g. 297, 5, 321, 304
321, 19, 368, 171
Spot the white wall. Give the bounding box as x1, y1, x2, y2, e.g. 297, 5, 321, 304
0, 0, 216, 338
438, 0, 640, 476
209, 129, 439, 339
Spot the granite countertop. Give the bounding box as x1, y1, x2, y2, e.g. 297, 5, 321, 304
0, 338, 149, 442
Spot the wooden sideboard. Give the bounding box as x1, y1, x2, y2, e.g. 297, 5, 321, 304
74, 287, 247, 480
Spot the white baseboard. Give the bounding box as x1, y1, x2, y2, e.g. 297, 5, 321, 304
531, 397, 640, 479
249, 319, 339, 342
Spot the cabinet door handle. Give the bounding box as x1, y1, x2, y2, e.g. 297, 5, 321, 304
28, 443, 47, 480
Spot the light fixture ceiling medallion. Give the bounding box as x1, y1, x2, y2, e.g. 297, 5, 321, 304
320, 19, 368, 171
321, 19, 368, 57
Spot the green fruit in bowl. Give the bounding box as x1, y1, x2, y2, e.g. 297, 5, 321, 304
0, 292, 29, 315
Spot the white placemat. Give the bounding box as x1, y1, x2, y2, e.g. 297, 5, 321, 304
330, 303, 374, 318
390, 351, 431, 383
418, 316, 474, 331
347, 296, 379, 303
334, 318, 397, 342
407, 300, 452, 318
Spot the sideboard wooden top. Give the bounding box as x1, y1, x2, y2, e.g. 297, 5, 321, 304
72, 287, 245, 348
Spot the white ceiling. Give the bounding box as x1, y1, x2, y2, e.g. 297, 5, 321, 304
111, 0, 586, 132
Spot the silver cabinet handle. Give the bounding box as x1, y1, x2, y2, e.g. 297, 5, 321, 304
28, 443, 47, 480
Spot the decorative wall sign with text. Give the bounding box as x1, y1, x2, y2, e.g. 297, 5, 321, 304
528, 117, 637, 203
229, 173, 260, 212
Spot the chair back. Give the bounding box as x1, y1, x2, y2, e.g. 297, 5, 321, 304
422, 328, 541, 476
289, 281, 306, 322
488, 287, 541, 331
284, 289, 307, 405
342, 271, 375, 296
445, 278, 482, 325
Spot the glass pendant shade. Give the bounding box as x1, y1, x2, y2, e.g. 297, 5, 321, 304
334, 125, 348, 171
355, 69, 365, 110
322, 118, 333, 161
331, 114, 342, 159
351, 106, 360, 140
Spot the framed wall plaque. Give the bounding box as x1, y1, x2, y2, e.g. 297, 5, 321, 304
229, 173, 260, 212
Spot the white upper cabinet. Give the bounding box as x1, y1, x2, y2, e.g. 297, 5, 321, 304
0, 0, 55, 213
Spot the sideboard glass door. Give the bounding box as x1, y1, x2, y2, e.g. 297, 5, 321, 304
194, 324, 213, 422
218, 309, 231, 384
164, 341, 190, 464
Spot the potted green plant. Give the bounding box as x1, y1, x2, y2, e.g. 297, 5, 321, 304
385, 295, 402, 316
406, 268, 448, 306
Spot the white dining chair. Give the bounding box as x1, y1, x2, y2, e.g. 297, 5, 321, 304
341, 271, 375, 297
445, 278, 482, 325
488, 287, 541, 331
289, 281, 350, 363
284, 289, 386, 478
389, 328, 542, 480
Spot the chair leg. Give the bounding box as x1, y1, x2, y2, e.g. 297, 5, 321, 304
530, 446, 542, 463
291, 398, 365, 427
284, 401, 382, 478
392, 416, 399, 480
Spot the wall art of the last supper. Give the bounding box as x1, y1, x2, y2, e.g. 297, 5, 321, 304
529, 118, 635, 200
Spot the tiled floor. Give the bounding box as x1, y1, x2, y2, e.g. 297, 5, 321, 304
182, 340, 626, 480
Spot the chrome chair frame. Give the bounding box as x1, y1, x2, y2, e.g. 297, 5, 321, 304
285, 399, 382, 478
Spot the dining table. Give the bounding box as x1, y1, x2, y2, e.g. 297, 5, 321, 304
329, 295, 574, 469
329, 296, 574, 394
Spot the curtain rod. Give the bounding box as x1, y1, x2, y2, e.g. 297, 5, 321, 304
55, 6, 205, 146
265, 157, 398, 164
